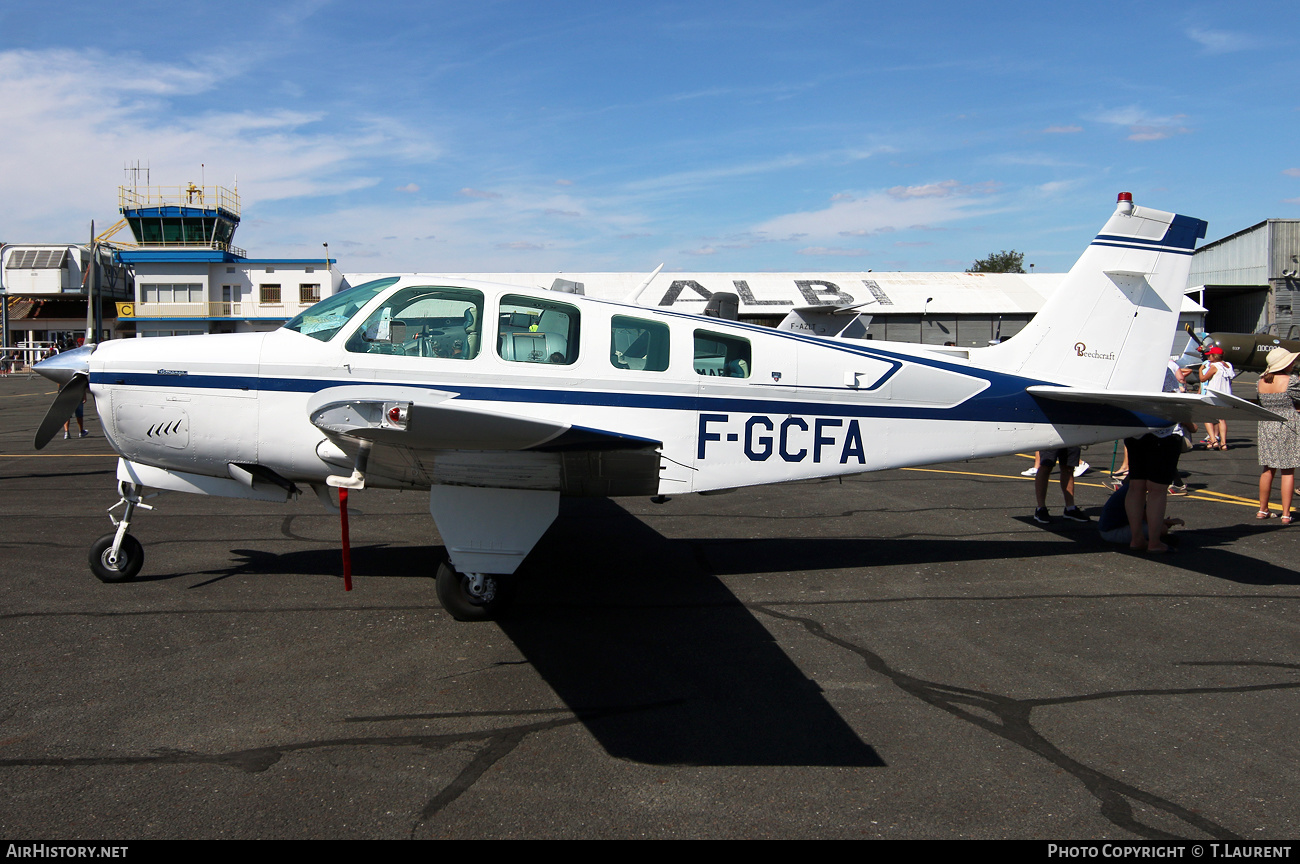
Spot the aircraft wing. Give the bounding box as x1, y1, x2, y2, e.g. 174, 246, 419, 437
1026, 386, 1280, 425
305, 385, 663, 496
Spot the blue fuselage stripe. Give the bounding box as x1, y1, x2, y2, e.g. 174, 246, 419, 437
1089, 239, 1193, 256
90, 370, 1158, 428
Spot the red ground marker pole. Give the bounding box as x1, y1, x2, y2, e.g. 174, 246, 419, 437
339, 487, 353, 591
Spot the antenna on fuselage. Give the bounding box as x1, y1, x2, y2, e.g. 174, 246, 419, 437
625, 263, 664, 306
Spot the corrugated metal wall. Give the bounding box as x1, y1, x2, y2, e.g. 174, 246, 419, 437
1190, 223, 1268, 286
1273, 279, 1297, 330
1268, 222, 1300, 279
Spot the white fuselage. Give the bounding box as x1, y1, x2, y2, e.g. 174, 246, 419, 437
87, 279, 1151, 497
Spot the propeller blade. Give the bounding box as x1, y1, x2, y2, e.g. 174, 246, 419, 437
34, 373, 89, 450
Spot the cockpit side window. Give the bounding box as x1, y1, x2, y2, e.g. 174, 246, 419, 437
693, 330, 751, 378
610, 315, 670, 372
345, 286, 484, 359
497, 295, 580, 365
283, 277, 399, 342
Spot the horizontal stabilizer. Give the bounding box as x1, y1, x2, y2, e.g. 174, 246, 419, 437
1026, 386, 1279, 425
777, 304, 872, 338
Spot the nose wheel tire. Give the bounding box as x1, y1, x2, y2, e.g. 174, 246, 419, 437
435, 561, 514, 621
89, 533, 144, 583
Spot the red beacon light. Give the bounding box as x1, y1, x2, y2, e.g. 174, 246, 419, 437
1116, 191, 1134, 214
384, 403, 409, 429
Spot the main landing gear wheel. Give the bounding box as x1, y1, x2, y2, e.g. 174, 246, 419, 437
88, 533, 144, 583
435, 561, 515, 621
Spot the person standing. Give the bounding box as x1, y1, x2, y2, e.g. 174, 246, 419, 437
1164, 360, 1196, 497
1032, 447, 1090, 524
1199, 345, 1235, 450
63, 393, 88, 439
1256, 347, 1300, 523
1124, 360, 1187, 551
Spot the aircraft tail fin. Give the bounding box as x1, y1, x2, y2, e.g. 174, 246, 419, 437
973, 194, 1206, 392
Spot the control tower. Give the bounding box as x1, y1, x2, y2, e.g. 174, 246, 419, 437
119, 181, 244, 257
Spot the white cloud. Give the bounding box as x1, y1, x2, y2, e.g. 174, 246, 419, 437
1037, 179, 1083, 195
0, 47, 438, 240
1284, 169, 1300, 178
395, 183, 420, 193
887, 180, 998, 200
1186, 27, 1257, 54
1091, 106, 1191, 142
748, 185, 994, 245
1041, 125, 1083, 134
797, 247, 870, 257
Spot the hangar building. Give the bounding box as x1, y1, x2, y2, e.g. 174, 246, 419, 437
1188, 219, 1300, 337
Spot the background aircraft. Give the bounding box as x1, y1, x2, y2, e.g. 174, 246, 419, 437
33, 193, 1275, 620
1192, 327, 1300, 372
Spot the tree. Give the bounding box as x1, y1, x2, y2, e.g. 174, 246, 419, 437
967, 250, 1025, 273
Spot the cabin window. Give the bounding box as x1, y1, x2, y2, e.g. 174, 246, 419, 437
693, 330, 750, 378
284, 277, 397, 342
346, 286, 484, 359
610, 315, 669, 372
497, 294, 580, 365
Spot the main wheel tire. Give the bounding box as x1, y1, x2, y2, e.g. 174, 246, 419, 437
88, 533, 144, 583
435, 561, 514, 621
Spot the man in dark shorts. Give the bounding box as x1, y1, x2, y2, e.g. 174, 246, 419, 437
1033, 447, 1090, 524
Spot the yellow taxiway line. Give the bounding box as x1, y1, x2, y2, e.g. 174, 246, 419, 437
903, 458, 1281, 511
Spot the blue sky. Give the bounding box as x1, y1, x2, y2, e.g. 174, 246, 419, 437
2, 1, 1298, 273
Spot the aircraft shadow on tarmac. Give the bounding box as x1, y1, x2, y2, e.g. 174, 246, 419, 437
157, 494, 1294, 769
151, 498, 882, 768
508, 498, 1299, 766
1006, 513, 1300, 586
493, 498, 886, 768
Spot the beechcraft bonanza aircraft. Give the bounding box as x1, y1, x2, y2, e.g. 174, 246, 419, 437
33, 193, 1277, 619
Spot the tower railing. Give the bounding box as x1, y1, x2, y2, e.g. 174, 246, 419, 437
119, 184, 241, 218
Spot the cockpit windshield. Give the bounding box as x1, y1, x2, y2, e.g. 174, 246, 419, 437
283, 277, 400, 342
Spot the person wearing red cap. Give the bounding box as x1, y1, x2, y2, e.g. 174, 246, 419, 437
1199, 345, 1235, 450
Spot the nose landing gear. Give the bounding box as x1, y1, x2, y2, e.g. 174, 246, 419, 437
88, 482, 153, 583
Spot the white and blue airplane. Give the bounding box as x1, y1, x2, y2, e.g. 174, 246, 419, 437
33, 193, 1275, 619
